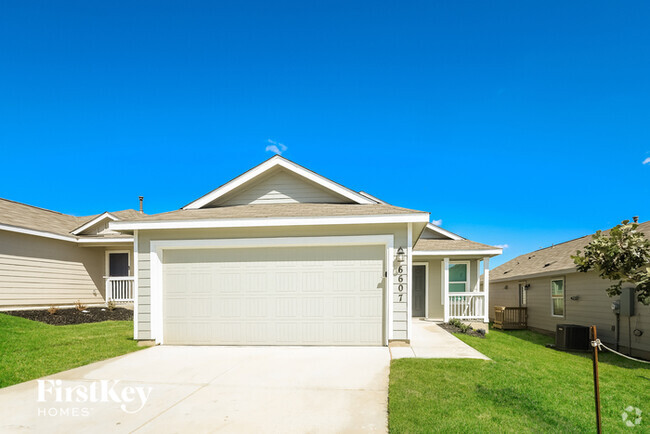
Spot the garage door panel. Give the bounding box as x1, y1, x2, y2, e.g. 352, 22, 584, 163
162, 245, 385, 345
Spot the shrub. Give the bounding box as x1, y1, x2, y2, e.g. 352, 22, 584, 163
47, 306, 58, 315
106, 300, 116, 311
74, 300, 87, 312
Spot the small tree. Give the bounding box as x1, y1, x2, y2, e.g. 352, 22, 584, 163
572, 220, 650, 305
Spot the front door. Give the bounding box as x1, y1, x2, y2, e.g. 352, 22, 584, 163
412, 265, 426, 317
109, 253, 129, 277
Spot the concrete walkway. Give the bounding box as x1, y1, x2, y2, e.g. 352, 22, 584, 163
0, 346, 390, 433
389, 319, 490, 360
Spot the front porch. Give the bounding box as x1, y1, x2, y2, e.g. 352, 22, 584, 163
102, 249, 135, 303
410, 254, 493, 323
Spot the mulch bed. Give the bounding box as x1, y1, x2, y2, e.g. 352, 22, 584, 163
4, 307, 133, 326
438, 322, 486, 338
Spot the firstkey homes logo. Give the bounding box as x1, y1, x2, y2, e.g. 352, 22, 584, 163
36, 379, 152, 417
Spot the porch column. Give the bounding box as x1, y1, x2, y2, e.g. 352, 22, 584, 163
443, 257, 450, 322
483, 257, 490, 323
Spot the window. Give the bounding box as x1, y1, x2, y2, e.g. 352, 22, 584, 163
551, 278, 564, 317
449, 262, 469, 293
519, 283, 527, 307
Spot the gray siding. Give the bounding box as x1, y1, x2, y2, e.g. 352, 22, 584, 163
136, 223, 409, 341
212, 170, 350, 206
490, 272, 650, 356
0, 230, 105, 308
421, 258, 481, 320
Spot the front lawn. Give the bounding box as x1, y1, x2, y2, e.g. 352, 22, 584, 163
0, 313, 143, 388
390, 329, 650, 433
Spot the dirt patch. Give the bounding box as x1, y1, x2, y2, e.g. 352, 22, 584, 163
4, 307, 133, 325
438, 322, 486, 338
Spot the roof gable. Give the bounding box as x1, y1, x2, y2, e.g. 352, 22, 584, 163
420, 223, 464, 241
71, 212, 118, 235
183, 156, 376, 209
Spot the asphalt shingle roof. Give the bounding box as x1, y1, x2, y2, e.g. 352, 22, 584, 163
0, 197, 141, 238
127, 203, 428, 222
414, 239, 499, 251
490, 220, 650, 282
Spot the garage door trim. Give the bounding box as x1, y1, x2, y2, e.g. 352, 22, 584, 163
149, 235, 395, 345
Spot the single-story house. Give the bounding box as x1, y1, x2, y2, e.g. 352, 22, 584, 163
0, 198, 141, 307
1, 156, 501, 346
488, 221, 650, 358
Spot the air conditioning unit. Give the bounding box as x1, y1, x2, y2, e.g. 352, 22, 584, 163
555, 324, 590, 352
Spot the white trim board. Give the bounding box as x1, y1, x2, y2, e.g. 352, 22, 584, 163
149, 235, 394, 345
0, 223, 134, 245
111, 213, 430, 231
425, 222, 463, 241
183, 155, 377, 209
413, 249, 502, 256
71, 212, 118, 235
133, 230, 139, 340
77, 237, 134, 244
0, 223, 77, 242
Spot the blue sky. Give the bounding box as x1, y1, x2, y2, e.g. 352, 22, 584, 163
0, 1, 649, 267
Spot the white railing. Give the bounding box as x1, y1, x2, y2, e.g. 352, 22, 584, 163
448, 293, 486, 320
105, 276, 135, 303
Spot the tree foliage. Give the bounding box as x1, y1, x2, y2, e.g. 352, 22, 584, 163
572, 220, 650, 305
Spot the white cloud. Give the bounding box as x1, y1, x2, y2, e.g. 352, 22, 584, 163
643, 157, 650, 165
266, 139, 288, 155
495, 244, 509, 249
431, 219, 443, 226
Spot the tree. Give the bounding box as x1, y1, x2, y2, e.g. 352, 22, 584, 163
572, 220, 650, 305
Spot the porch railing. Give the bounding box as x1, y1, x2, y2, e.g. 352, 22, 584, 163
493, 306, 527, 330
448, 292, 486, 320
105, 276, 135, 303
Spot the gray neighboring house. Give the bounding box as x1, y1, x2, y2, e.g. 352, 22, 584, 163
0, 199, 142, 308
489, 221, 650, 358
1, 156, 501, 346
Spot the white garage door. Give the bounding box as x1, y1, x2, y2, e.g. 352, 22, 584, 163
162, 245, 385, 345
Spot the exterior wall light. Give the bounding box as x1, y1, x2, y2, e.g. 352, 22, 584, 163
396, 247, 406, 263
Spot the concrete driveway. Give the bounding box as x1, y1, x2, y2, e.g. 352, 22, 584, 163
0, 346, 390, 433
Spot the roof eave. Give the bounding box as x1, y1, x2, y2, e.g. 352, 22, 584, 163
412, 248, 503, 257
110, 213, 430, 231
490, 267, 579, 282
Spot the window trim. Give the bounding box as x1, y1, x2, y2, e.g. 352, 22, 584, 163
519, 281, 527, 307
105, 250, 131, 278
550, 277, 565, 318
448, 260, 470, 294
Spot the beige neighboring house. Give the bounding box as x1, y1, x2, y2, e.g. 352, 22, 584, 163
0, 199, 142, 308
489, 221, 650, 358
1, 156, 501, 346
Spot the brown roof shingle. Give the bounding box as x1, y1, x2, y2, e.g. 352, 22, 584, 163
126, 203, 428, 222
0, 198, 141, 238
491, 221, 650, 282
414, 239, 500, 252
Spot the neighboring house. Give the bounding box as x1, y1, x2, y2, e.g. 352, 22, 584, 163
489, 221, 650, 358
0, 199, 142, 308
1, 156, 501, 346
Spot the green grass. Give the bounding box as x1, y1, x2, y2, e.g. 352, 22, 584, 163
0, 313, 143, 388
389, 329, 650, 433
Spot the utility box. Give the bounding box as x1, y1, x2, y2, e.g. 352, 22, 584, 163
620, 287, 636, 317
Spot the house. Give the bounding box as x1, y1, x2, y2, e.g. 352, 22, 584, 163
488, 221, 650, 358
1, 156, 501, 346
0, 198, 142, 308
